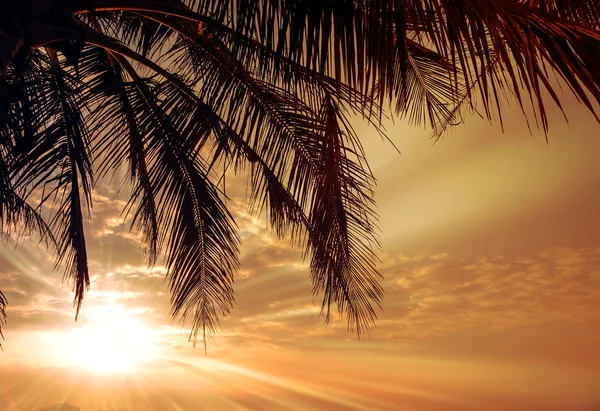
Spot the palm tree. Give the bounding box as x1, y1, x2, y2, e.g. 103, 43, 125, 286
1, 0, 600, 348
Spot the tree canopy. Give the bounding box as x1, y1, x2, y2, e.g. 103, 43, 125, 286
1, 0, 600, 347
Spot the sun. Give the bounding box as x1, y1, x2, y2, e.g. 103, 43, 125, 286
44, 305, 160, 374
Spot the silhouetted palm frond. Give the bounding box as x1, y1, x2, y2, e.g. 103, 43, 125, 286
309, 94, 382, 335
0, 290, 6, 347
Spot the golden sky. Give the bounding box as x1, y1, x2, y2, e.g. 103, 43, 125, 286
1, 92, 600, 411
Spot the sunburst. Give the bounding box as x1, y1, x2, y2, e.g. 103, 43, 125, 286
43, 305, 159, 374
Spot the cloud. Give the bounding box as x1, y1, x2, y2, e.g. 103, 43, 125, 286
371, 246, 600, 342
0, 263, 77, 331
189, 245, 600, 355
239, 241, 304, 277
3, 179, 600, 366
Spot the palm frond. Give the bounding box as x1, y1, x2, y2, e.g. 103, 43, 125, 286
308, 94, 382, 335
0, 290, 6, 349
404, 0, 600, 131
9, 49, 93, 318
111, 55, 240, 346
0, 53, 58, 243
88, 27, 316, 239
0, 149, 52, 241
523, 0, 600, 28
380, 40, 465, 137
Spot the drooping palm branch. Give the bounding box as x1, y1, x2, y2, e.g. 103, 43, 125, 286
1, 0, 600, 347
0, 290, 6, 349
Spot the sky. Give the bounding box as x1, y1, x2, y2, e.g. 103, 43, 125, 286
1, 92, 600, 411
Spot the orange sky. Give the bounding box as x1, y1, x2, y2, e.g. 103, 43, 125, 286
1, 92, 600, 411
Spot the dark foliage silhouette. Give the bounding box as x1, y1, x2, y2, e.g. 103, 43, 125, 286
1, 0, 600, 348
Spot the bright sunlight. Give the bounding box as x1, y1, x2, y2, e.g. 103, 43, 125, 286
42, 305, 160, 374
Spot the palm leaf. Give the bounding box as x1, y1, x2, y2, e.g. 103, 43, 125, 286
109, 54, 240, 346
9, 49, 93, 318
0, 290, 6, 349
308, 94, 382, 335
